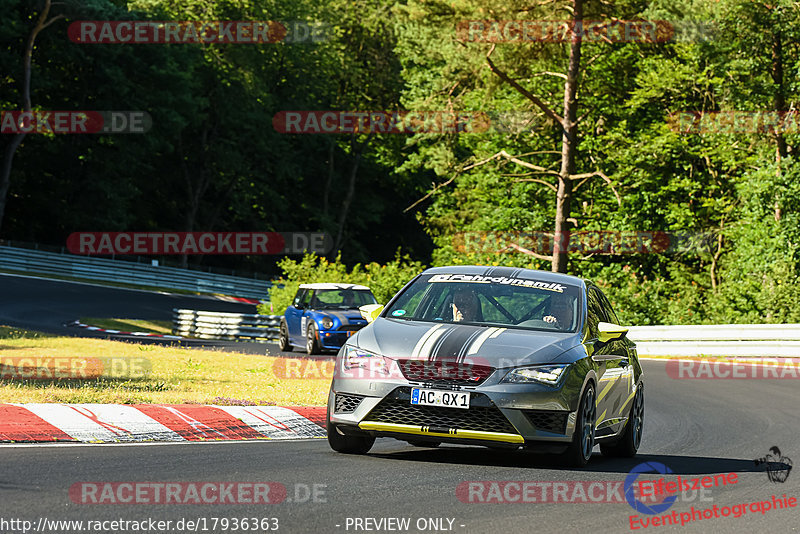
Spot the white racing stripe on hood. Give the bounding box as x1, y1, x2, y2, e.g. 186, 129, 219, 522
466, 327, 500, 356
411, 323, 447, 360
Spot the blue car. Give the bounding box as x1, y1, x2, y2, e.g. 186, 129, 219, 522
278, 283, 378, 354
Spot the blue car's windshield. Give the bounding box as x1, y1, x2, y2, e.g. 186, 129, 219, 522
384, 273, 582, 332
312, 289, 377, 309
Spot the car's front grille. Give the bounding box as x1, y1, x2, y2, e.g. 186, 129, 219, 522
337, 323, 365, 331
334, 393, 364, 414
396, 359, 495, 386
521, 409, 569, 434
364, 387, 517, 434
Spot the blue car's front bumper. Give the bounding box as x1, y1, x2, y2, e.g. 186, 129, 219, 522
317, 329, 360, 350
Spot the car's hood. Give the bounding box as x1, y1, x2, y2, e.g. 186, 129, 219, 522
353, 317, 581, 368
316, 310, 364, 324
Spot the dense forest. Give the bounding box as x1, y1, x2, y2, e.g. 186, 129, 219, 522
2, 0, 800, 325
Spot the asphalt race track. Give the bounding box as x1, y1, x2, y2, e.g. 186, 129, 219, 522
0, 273, 279, 354
1, 275, 798, 533
1, 367, 797, 533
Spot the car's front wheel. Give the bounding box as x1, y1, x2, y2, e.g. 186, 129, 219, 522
278, 321, 292, 352
306, 324, 321, 355
327, 416, 375, 454
600, 384, 643, 458
562, 382, 596, 467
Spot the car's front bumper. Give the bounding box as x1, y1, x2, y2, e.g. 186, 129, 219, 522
327, 373, 582, 448
317, 329, 361, 350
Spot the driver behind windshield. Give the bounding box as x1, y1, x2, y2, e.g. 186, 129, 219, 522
340, 290, 356, 308
452, 287, 481, 322
543, 297, 573, 330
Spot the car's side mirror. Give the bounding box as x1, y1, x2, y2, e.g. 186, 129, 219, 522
598, 322, 628, 343
359, 304, 384, 323
294, 302, 304, 310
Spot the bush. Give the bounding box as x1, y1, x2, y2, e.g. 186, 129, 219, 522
257, 252, 426, 315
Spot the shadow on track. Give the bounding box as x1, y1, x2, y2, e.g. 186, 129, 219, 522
367, 447, 761, 475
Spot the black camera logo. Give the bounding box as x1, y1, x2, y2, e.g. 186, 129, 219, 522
754, 446, 793, 483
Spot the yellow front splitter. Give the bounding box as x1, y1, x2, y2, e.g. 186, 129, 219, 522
358, 421, 524, 444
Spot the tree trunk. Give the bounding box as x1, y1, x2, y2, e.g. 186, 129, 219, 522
333, 138, 364, 255
552, 0, 583, 273
0, 134, 26, 231
323, 139, 335, 219
771, 27, 786, 222
771, 28, 787, 162
0, 0, 62, 234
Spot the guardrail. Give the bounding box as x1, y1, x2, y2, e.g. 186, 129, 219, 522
173, 309, 281, 342
170, 310, 800, 356
627, 324, 800, 357
0, 245, 271, 299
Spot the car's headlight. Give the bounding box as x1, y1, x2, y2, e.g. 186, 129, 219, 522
501, 364, 569, 385
321, 316, 334, 329
343, 345, 382, 370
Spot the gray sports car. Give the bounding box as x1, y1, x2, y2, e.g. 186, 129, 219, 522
326, 265, 644, 466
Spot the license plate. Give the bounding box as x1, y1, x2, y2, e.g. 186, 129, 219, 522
410, 388, 470, 409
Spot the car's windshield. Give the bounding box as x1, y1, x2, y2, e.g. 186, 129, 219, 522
311, 289, 377, 309
384, 273, 582, 332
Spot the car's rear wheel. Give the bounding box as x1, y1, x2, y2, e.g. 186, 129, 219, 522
327, 416, 375, 454
278, 321, 292, 352
600, 384, 643, 458
306, 324, 321, 355
562, 383, 596, 467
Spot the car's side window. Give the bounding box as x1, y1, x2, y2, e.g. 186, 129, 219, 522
301, 290, 313, 308
595, 288, 621, 325
585, 288, 605, 340
293, 289, 306, 308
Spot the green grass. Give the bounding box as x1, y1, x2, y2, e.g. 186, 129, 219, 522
0, 325, 328, 405
79, 317, 173, 335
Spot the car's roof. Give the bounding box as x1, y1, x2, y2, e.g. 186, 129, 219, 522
299, 283, 371, 290
422, 265, 585, 285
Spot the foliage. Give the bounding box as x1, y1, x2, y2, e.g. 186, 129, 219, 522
258, 252, 426, 314
3, 0, 800, 325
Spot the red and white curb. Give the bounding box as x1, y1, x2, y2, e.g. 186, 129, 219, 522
65, 320, 186, 340
0, 404, 326, 443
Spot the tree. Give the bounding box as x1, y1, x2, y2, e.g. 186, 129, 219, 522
0, 0, 64, 233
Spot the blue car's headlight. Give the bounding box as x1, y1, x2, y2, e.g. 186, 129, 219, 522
321, 316, 334, 329
500, 364, 569, 385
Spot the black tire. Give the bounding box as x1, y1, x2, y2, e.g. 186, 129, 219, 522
600, 384, 644, 458
562, 382, 596, 467
327, 416, 375, 454
278, 321, 292, 352
306, 323, 320, 355
407, 440, 440, 448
